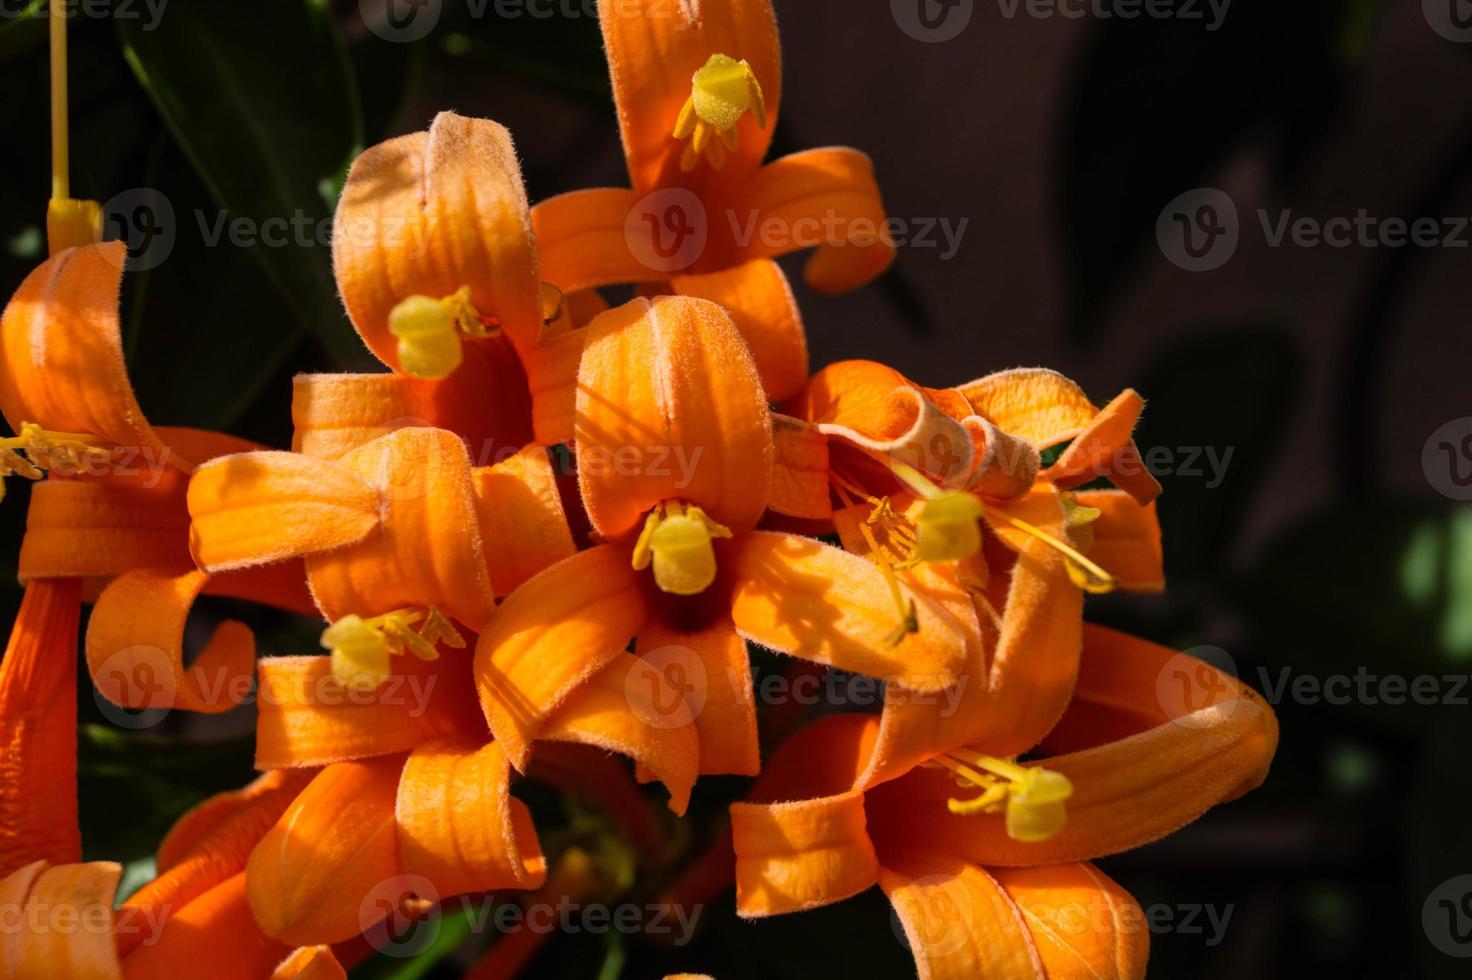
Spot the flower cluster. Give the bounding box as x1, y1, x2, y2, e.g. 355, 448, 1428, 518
0, 1, 1277, 977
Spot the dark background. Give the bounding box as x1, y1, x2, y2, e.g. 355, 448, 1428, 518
1, 0, 1470, 975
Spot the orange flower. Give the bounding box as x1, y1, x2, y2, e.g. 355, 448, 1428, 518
299, 111, 574, 453
728, 626, 1278, 978
530, 0, 895, 424
473, 295, 970, 791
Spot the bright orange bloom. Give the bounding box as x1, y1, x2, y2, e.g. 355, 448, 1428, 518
0, 858, 124, 978
473, 295, 970, 792
530, 0, 895, 427
729, 626, 1278, 978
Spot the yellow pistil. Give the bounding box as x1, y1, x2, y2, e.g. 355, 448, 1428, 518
829, 473, 918, 646
321, 606, 464, 693
0, 422, 110, 501
672, 53, 767, 172
936, 749, 1073, 842
387, 286, 489, 380
46, 0, 101, 255
631, 500, 732, 596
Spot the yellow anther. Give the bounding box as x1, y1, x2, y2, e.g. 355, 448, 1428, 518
45, 198, 101, 255
631, 500, 733, 596
937, 750, 1073, 843
387, 286, 489, 381
672, 53, 766, 172
0, 422, 110, 501
321, 606, 464, 693
915, 491, 985, 562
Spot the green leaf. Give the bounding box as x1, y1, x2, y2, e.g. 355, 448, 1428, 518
116, 0, 370, 367
1134, 325, 1299, 578
77, 724, 255, 862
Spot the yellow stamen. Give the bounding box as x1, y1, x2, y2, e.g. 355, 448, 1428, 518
883, 457, 986, 564
631, 500, 732, 596
936, 749, 1073, 842
387, 286, 489, 380
0, 422, 110, 501
46, 0, 100, 255
830, 475, 918, 646
672, 53, 766, 172
981, 504, 1116, 594
321, 606, 464, 692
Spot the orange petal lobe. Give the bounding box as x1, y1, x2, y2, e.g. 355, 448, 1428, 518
636, 620, 759, 777
0, 859, 122, 980
270, 946, 347, 980
672, 258, 807, 402
991, 863, 1149, 980
123, 873, 288, 980
471, 444, 576, 597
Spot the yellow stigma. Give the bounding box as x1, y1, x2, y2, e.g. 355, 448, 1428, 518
0, 422, 110, 501
672, 53, 766, 172
387, 286, 488, 380
631, 500, 733, 596
321, 606, 464, 693
937, 749, 1073, 843
915, 491, 985, 562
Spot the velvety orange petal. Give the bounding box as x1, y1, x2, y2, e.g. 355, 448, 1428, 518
1071, 489, 1164, 593
396, 738, 546, 900
475, 544, 647, 770
255, 653, 484, 769
471, 444, 576, 597
991, 863, 1148, 980
187, 451, 381, 573
0, 578, 82, 876
869, 691, 1278, 868
878, 845, 1044, 980
728, 149, 894, 293
0, 242, 165, 459
123, 873, 289, 980
671, 258, 806, 402
636, 620, 759, 777
306, 428, 495, 630
575, 295, 772, 539
598, 0, 780, 194
86, 567, 254, 714
16, 476, 191, 581
520, 320, 585, 446
530, 188, 656, 294
957, 368, 1097, 445
118, 770, 314, 958
270, 946, 346, 980
767, 413, 832, 520
538, 653, 700, 815
527, 743, 664, 861
727, 531, 967, 693
291, 344, 533, 462
202, 561, 318, 618
730, 714, 880, 917
333, 112, 543, 359
246, 759, 407, 946
1046, 390, 1162, 505
0, 860, 123, 980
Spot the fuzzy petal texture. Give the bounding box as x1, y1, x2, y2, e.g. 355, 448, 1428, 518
246, 759, 406, 946
0, 860, 122, 980
727, 531, 967, 693
635, 620, 760, 777
0, 242, 166, 461
991, 863, 1148, 980
767, 413, 832, 519
957, 368, 1098, 445
470, 444, 576, 597
306, 428, 495, 630
575, 295, 772, 539
255, 654, 484, 769
17, 472, 191, 582
530, 188, 656, 294
1044, 390, 1161, 505
0, 579, 82, 876
475, 544, 647, 769
123, 873, 288, 980
86, 567, 255, 714
187, 451, 381, 573
396, 738, 546, 899
598, 0, 780, 195
271, 946, 347, 980
671, 258, 806, 402
1070, 489, 1164, 594
333, 112, 544, 358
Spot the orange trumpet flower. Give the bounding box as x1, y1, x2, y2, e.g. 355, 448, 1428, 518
729, 625, 1278, 978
